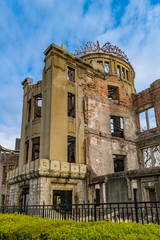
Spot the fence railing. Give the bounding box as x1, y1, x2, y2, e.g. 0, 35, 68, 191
0, 201, 160, 224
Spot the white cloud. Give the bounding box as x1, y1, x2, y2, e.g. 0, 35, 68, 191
97, 0, 160, 92
0, 0, 160, 148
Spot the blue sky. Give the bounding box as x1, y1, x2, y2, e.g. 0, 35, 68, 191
0, 0, 160, 149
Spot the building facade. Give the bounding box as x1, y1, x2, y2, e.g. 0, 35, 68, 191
0, 139, 19, 206
7, 42, 160, 206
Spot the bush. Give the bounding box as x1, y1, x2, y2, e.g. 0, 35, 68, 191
0, 213, 160, 239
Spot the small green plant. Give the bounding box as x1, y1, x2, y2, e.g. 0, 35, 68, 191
0, 213, 160, 239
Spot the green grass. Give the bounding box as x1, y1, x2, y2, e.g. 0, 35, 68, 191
0, 213, 160, 239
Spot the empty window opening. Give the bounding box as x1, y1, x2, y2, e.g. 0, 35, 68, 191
126, 70, 129, 80
68, 136, 76, 163
113, 155, 125, 172
34, 95, 42, 119
32, 137, 40, 161
97, 61, 103, 65
117, 65, 121, 77
122, 67, 125, 78
53, 190, 72, 207
68, 93, 75, 118
149, 188, 156, 202
25, 141, 29, 164
20, 187, 29, 207
105, 61, 110, 73
2, 166, 7, 184
67, 67, 75, 82
143, 145, 160, 168
96, 189, 100, 204
28, 99, 31, 122
139, 107, 156, 132
110, 116, 124, 138
108, 85, 119, 100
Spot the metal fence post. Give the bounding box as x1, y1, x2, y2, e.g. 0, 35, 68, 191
134, 201, 139, 223
94, 199, 97, 221
64, 203, 67, 220
42, 201, 45, 218
13, 204, 15, 213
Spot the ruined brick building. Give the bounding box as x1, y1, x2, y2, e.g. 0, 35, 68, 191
0, 139, 20, 206
7, 42, 160, 206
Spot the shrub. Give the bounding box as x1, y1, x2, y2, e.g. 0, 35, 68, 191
0, 213, 160, 239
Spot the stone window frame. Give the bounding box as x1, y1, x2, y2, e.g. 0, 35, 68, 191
32, 137, 40, 161
116, 64, 129, 81
110, 115, 124, 138
67, 135, 76, 163
33, 94, 42, 119
113, 154, 125, 172
25, 140, 29, 164
68, 92, 76, 118
108, 85, 119, 100
67, 66, 75, 82
142, 145, 160, 168
96, 60, 111, 73
27, 99, 32, 122
139, 107, 157, 132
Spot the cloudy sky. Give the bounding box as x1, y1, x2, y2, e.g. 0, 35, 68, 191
0, 0, 160, 149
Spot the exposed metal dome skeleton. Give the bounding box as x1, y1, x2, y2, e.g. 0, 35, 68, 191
75, 41, 130, 64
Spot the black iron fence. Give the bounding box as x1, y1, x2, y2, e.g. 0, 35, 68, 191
0, 201, 160, 224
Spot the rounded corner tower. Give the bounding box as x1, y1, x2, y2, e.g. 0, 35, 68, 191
75, 41, 136, 95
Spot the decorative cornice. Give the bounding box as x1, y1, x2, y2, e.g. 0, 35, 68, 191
75, 41, 130, 64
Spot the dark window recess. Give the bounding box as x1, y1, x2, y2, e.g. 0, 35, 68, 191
34, 95, 42, 119
117, 65, 121, 77
20, 187, 29, 207
2, 195, 5, 206
110, 116, 124, 138
28, 100, 31, 122
2, 166, 7, 183
97, 61, 103, 65
108, 86, 119, 100
96, 189, 100, 204
122, 67, 125, 78
67, 67, 75, 82
32, 137, 40, 161
133, 189, 138, 202
105, 61, 110, 73
53, 190, 72, 205
149, 188, 156, 202
68, 136, 76, 163
113, 155, 125, 172
68, 93, 75, 118
126, 70, 129, 80
25, 141, 29, 164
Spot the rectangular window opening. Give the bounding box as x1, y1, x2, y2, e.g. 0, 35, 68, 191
122, 67, 125, 78
68, 93, 75, 118
117, 65, 121, 77
108, 85, 119, 100
143, 145, 160, 168
96, 189, 100, 204
34, 94, 42, 119
139, 107, 156, 132
126, 70, 129, 80
68, 136, 76, 163
105, 61, 110, 73
32, 137, 40, 161
28, 99, 31, 122
97, 61, 103, 65
113, 155, 125, 172
67, 67, 75, 82
110, 116, 124, 138
25, 141, 29, 164
2, 166, 7, 184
